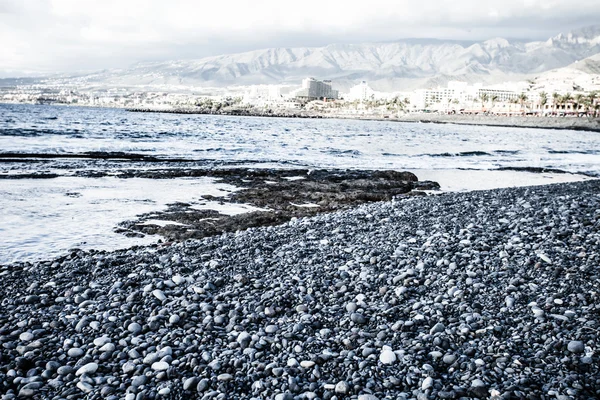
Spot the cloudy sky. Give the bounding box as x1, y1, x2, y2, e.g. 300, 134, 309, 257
1, 0, 599, 77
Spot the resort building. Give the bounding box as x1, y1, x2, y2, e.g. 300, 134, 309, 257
472, 88, 520, 103
345, 81, 375, 101
294, 78, 339, 101
243, 85, 282, 105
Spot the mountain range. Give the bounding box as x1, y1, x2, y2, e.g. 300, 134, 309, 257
31, 25, 600, 92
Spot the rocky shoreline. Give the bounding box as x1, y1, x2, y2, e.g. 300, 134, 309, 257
1, 180, 600, 399
116, 169, 439, 242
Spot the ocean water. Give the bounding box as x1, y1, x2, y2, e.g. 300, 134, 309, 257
1, 104, 598, 263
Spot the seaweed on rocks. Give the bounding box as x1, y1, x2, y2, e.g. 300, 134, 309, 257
118, 169, 439, 242
1, 180, 600, 399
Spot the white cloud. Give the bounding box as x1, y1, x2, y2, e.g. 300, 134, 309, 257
1, 0, 599, 76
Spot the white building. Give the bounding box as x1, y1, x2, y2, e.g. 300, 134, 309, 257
472, 88, 520, 103
294, 78, 339, 101
409, 81, 521, 112
243, 85, 282, 105
345, 81, 375, 101
410, 87, 460, 111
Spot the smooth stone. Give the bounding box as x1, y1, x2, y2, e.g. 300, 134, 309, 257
472, 379, 486, 388
422, 377, 434, 390
75, 363, 98, 376
57, 366, 74, 376
335, 381, 350, 394
152, 289, 166, 301
157, 346, 172, 357
506, 297, 515, 308
24, 295, 40, 304
567, 341, 585, 353
184, 377, 199, 391
93, 336, 111, 347
127, 322, 142, 334
19, 332, 34, 342
443, 354, 457, 364
68, 348, 84, 357
532, 307, 545, 318
300, 360, 315, 368
131, 375, 147, 387
217, 373, 233, 381
18, 388, 36, 398
351, 312, 367, 324
20, 382, 43, 393
380, 349, 397, 365
151, 361, 170, 371
143, 353, 159, 364
100, 343, 115, 352
197, 379, 209, 392
100, 386, 115, 397
362, 347, 376, 357
122, 362, 136, 374
237, 331, 251, 345
430, 322, 445, 334
77, 381, 94, 393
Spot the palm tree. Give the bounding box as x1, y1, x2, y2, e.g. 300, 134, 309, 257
580, 98, 592, 117
508, 98, 519, 114
552, 92, 561, 114
574, 94, 585, 114
480, 93, 489, 112
562, 93, 573, 113
491, 95, 499, 113
539, 92, 548, 113
588, 91, 598, 117
518, 93, 528, 115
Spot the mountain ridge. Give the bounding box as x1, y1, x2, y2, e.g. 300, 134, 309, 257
39, 25, 600, 92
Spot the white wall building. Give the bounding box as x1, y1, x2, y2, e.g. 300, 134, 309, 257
345, 81, 375, 101
294, 78, 339, 101
408, 81, 522, 112
243, 85, 283, 105
410, 88, 460, 111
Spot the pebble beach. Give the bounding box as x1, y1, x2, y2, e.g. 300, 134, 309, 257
1, 179, 600, 399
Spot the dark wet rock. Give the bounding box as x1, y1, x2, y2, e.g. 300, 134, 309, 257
351, 312, 368, 324
117, 168, 438, 241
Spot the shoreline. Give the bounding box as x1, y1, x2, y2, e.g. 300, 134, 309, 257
3, 101, 600, 132
125, 106, 600, 133
1, 180, 599, 398
390, 113, 600, 133
1, 154, 594, 263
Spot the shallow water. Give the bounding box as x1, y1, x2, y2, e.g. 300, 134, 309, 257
0, 177, 238, 264
1, 104, 598, 263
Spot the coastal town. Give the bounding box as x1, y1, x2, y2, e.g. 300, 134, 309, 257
2, 74, 599, 119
